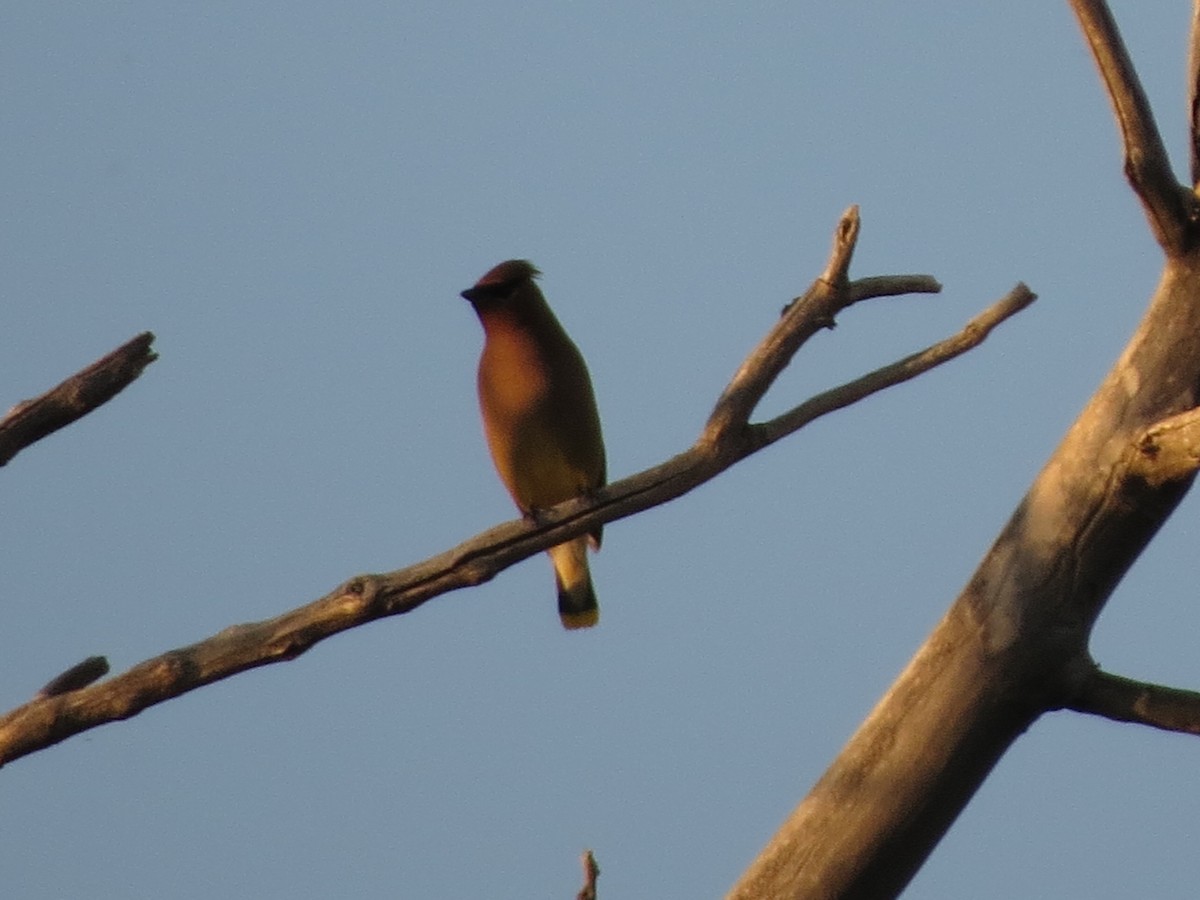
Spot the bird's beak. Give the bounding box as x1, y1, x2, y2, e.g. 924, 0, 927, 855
460, 288, 479, 302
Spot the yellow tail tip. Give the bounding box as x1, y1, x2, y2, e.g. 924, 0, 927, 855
560, 608, 600, 630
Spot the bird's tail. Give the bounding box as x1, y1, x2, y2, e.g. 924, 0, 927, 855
548, 536, 599, 629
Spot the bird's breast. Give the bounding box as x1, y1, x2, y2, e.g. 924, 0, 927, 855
477, 325, 553, 423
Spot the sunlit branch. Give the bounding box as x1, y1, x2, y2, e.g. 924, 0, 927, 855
1070, 0, 1193, 253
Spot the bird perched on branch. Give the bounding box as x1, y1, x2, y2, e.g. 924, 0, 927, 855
460, 260, 606, 629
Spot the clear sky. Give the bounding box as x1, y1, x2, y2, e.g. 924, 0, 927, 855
3, 2, 1198, 898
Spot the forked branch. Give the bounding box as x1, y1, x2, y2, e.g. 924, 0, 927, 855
0, 211, 1033, 767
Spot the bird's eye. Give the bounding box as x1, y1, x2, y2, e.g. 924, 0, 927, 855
462, 277, 523, 305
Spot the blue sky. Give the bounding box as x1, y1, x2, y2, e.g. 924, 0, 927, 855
3, 2, 1199, 897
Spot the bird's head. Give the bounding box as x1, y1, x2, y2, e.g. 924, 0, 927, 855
460, 259, 542, 309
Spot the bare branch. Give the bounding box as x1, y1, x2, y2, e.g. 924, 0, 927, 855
758, 283, 1035, 447
704, 207, 865, 444
847, 275, 942, 303
1069, 0, 1193, 254
818, 204, 861, 287
0, 213, 1032, 767
1068, 667, 1200, 735
702, 208, 943, 448
575, 850, 600, 900
0, 332, 157, 467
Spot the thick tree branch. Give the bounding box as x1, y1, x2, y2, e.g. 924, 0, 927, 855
1070, 0, 1194, 254
1068, 667, 1200, 735
0, 332, 157, 467
0, 213, 1031, 768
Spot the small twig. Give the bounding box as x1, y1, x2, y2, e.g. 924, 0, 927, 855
847, 275, 942, 303
0, 332, 157, 467
575, 850, 599, 900
1067, 667, 1200, 735
818, 204, 861, 287
36, 657, 110, 698
1069, 0, 1192, 254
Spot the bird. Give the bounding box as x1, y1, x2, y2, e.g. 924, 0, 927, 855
460, 260, 606, 629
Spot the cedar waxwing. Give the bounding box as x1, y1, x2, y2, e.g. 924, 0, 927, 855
460, 260, 606, 629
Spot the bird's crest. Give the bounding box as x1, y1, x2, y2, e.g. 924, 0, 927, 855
475, 259, 541, 288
